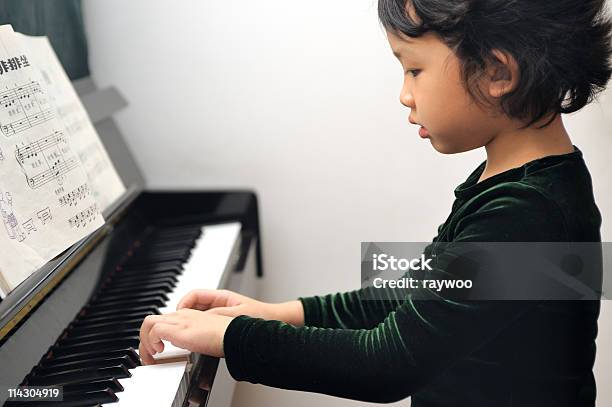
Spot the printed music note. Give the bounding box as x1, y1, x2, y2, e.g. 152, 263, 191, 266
15, 131, 79, 189
68, 203, 98, 229
0, 81, 54, 137
58, 184, 90, 207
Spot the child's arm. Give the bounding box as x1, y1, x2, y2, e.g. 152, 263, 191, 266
296, 288, 406, 329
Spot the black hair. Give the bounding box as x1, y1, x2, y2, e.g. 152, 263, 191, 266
378, 0, 612, 128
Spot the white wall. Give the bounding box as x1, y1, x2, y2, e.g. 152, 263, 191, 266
82, 1, 611, 405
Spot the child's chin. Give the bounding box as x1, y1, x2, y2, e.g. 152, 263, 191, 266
430, 140, 472, 155
428, 138, 452, 154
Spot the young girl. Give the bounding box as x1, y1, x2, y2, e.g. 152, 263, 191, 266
139, 1, 612, 405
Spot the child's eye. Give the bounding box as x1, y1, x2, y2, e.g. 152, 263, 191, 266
406, 69, 421, 78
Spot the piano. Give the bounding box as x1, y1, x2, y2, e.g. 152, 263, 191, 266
0, 78, 263, 407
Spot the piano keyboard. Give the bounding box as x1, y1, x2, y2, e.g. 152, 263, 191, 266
5, 222, 241, 407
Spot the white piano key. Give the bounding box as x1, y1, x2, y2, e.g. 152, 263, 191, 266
102, 361, 188, 406
152, 222, 241, 361
159, 222, 241, 313
136, 342, 188, 361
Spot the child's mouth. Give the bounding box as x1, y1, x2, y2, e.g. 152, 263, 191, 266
419, 126, 430, 138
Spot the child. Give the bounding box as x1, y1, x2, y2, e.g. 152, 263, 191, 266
139, 1, 612, 405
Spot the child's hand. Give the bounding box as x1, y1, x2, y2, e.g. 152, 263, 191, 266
138, 308, 234, 365
178, 288, 305, 326
177, 288, 276, 320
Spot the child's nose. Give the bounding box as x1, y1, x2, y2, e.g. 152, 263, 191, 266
399, 83, 415, 108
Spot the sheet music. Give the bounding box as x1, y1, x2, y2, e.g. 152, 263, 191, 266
0, 25, 104, 297
19, 34, 125, 211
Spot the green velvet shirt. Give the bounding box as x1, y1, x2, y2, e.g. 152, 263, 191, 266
223, 145, 602, 406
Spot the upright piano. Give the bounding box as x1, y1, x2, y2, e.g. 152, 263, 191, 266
0, 78, 263, 406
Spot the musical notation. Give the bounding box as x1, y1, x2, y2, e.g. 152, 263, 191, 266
2, 108, 54, 136
58, 184, 91, 207
15, 131, 79, 189
0, 81, 54, 137
68, 203, 98, 229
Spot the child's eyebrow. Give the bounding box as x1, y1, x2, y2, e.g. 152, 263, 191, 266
392, 49, 412, 59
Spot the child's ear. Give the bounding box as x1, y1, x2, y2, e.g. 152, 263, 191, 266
485, 49, 520, 99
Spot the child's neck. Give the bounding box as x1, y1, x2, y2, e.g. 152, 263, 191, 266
478, 114, 574, 183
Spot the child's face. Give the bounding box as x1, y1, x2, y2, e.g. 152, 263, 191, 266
387, 30, 506, 154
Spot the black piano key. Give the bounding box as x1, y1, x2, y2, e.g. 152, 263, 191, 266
38, 348, 140, 367
50, 337, 141, 357
77, 305, 159, 321
109, 272, 179, 283
104, 274, 179, 288
88, 293, 168, 306
119, 261, 184, 273
27, 365, 130, 386
117, 261, 184, 270
69, 319, 145, 337
91, 290, 169, 304
58, 329, 141, 347
72, 314, 155, 330
126, 248, 190, 259
100, 280, 176, 295
105, 274, 179, 286
63, 378, 124, 395
85, 295, 166, 313
102, 266, 180, 281
133, 247, 193, 258
109, 272, 182, 286
99, 284, 175, 300
128, 249, 191, 261
141, 240, 196, 252
43, 347, 140, 366
124, 252, 191, 266
33, 355, 138, 376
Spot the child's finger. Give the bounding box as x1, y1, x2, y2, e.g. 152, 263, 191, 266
177, 289, 224, 310
138, 341, 154, 366
149, 322, 180, 352
139, 314, 177, 356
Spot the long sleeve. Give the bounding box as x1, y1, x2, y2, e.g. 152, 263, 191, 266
223, 183, 571, 403
298, 288, 404, 330
298, 223, 446, 330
